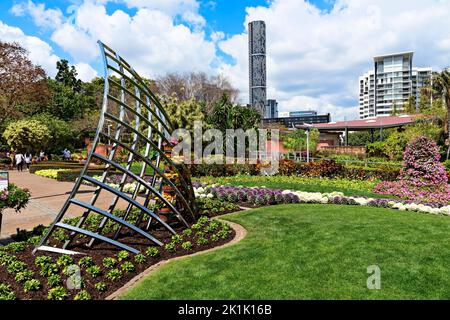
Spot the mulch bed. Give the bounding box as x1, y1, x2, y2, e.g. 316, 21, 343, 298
0, 218, 236, 300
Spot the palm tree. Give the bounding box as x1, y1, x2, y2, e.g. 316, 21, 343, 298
431, 70, 450, 159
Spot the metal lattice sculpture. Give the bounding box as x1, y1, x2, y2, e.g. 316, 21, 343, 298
33, 42, 197, 255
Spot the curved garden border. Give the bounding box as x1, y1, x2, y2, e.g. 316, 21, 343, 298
106, 220, 247, 300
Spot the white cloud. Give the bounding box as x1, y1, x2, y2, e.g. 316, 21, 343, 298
45, 1, 217, 78
219, 0, 450, 120
74, 62, 98, 81
122, 0, 205, 26
11, 0, 63, 29
0, 20, 60, 77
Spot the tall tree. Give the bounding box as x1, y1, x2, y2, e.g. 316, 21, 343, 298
55, 59, 82, 92
430, 70, 450, 159
0, 41, 49, 124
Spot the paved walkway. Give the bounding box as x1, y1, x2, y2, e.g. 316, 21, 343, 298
1, 171, 130, 239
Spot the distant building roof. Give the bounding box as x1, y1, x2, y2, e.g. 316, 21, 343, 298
297, 115, 417, 131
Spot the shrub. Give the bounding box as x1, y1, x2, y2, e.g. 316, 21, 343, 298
47, 274, 62, 287
121, 261, 135, 273
74, 290, 91, 300
0, 284, 16, 300
78, 256, 94, 268
86, 265, 101, 278
300, 160, 344, 178
106, 268, 123, 281
117, 250, 129, 262
15, 270, 34, 283
165, 242, 176, 253
145, 247, 159, 258
181, 241, 193, 251
24, 279, 41, 292
95, 282, 107, 292
278, 159, 299, 176
171, 234, 183, 244
102, 257, 117, 269
196, 237, 208, 246
134, 254, 146, 264
56, 255, 74, 267
47, 286, 68, 300
40, 263, 59, 277
35, 255, 53, 268
7, 260, 27, 274
375, 136, 450, 204
5, 242, 26, 253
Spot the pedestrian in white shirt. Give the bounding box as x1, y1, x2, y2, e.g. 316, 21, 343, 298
15, 152, 25, 172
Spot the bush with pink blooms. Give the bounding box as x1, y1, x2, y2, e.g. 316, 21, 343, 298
375, 136, 450, 205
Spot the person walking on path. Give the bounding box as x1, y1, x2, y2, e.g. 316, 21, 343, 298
15, 152, 25, 172
24, 153, 32, 170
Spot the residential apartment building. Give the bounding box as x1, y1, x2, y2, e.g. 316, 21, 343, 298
265, 99, 279, 119
359, 52, 432, 119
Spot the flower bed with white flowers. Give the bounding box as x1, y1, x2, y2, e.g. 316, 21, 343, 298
194, 183, 450, 217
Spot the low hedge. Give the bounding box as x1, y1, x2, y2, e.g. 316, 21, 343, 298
29, 162, 85, 174
56, 169, 110, 182
341, 165, 399, 182
189, 163, 259, 177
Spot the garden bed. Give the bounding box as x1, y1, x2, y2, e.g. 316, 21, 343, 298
0, 215, 236, 300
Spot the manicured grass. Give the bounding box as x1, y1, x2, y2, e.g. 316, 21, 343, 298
122, 204, 450, 300
197, 175, 384, 198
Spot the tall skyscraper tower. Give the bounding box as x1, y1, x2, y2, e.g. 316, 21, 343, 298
249, 20, 267, 116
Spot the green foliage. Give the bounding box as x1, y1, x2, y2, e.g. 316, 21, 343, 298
23, 279, 41, 292
106, 268, 123, 281
47, 274, 62, 288
35, 256, 53, 268
145, 247, 159, 258
5, 241, 26, 253
15, 270, 34, 283
2, 119, 51, 152
206, 94, 261, 132
47, 286, 68, 300
74, 290, 91, 300
171, 234, 183, 244
117, 250, 129, 262
183, 229, 193, 237
45, 80, 90, 121
7, 260, 27, 274
55, 59, 82, 92
86, 265, 101, 278
95, 282, 107, 292
283, 129, 320, 154
28, 114, 76, 154
40, 263, 59, 277
196, 237, 209, 246
0, 284, 16, 300
102, 257, 117, 269
134, 254, 147, 264
0, 184, 30, 218
56, 255, 74, 267
121, 261, 135, 273
78, 256, 94, 268
165, 242, 177, 253
181, 241, 193, 251
162, 97, 205, 131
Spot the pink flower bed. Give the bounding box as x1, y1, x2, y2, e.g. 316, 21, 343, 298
375, 136, 450, 205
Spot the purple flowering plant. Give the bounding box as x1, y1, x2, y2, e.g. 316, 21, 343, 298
375, 136, 450, 205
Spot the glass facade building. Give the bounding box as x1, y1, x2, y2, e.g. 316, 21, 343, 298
359, 52, 431, 119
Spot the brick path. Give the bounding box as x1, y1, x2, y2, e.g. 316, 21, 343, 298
1, 170, 130, 239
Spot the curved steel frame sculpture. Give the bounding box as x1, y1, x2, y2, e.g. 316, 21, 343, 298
33, 42, 197, 255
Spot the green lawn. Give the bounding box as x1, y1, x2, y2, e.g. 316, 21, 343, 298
197, 175, 384, 198
122, 204, 450, 300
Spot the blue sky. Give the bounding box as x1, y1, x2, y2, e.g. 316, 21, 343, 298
1, 0, 450, 120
